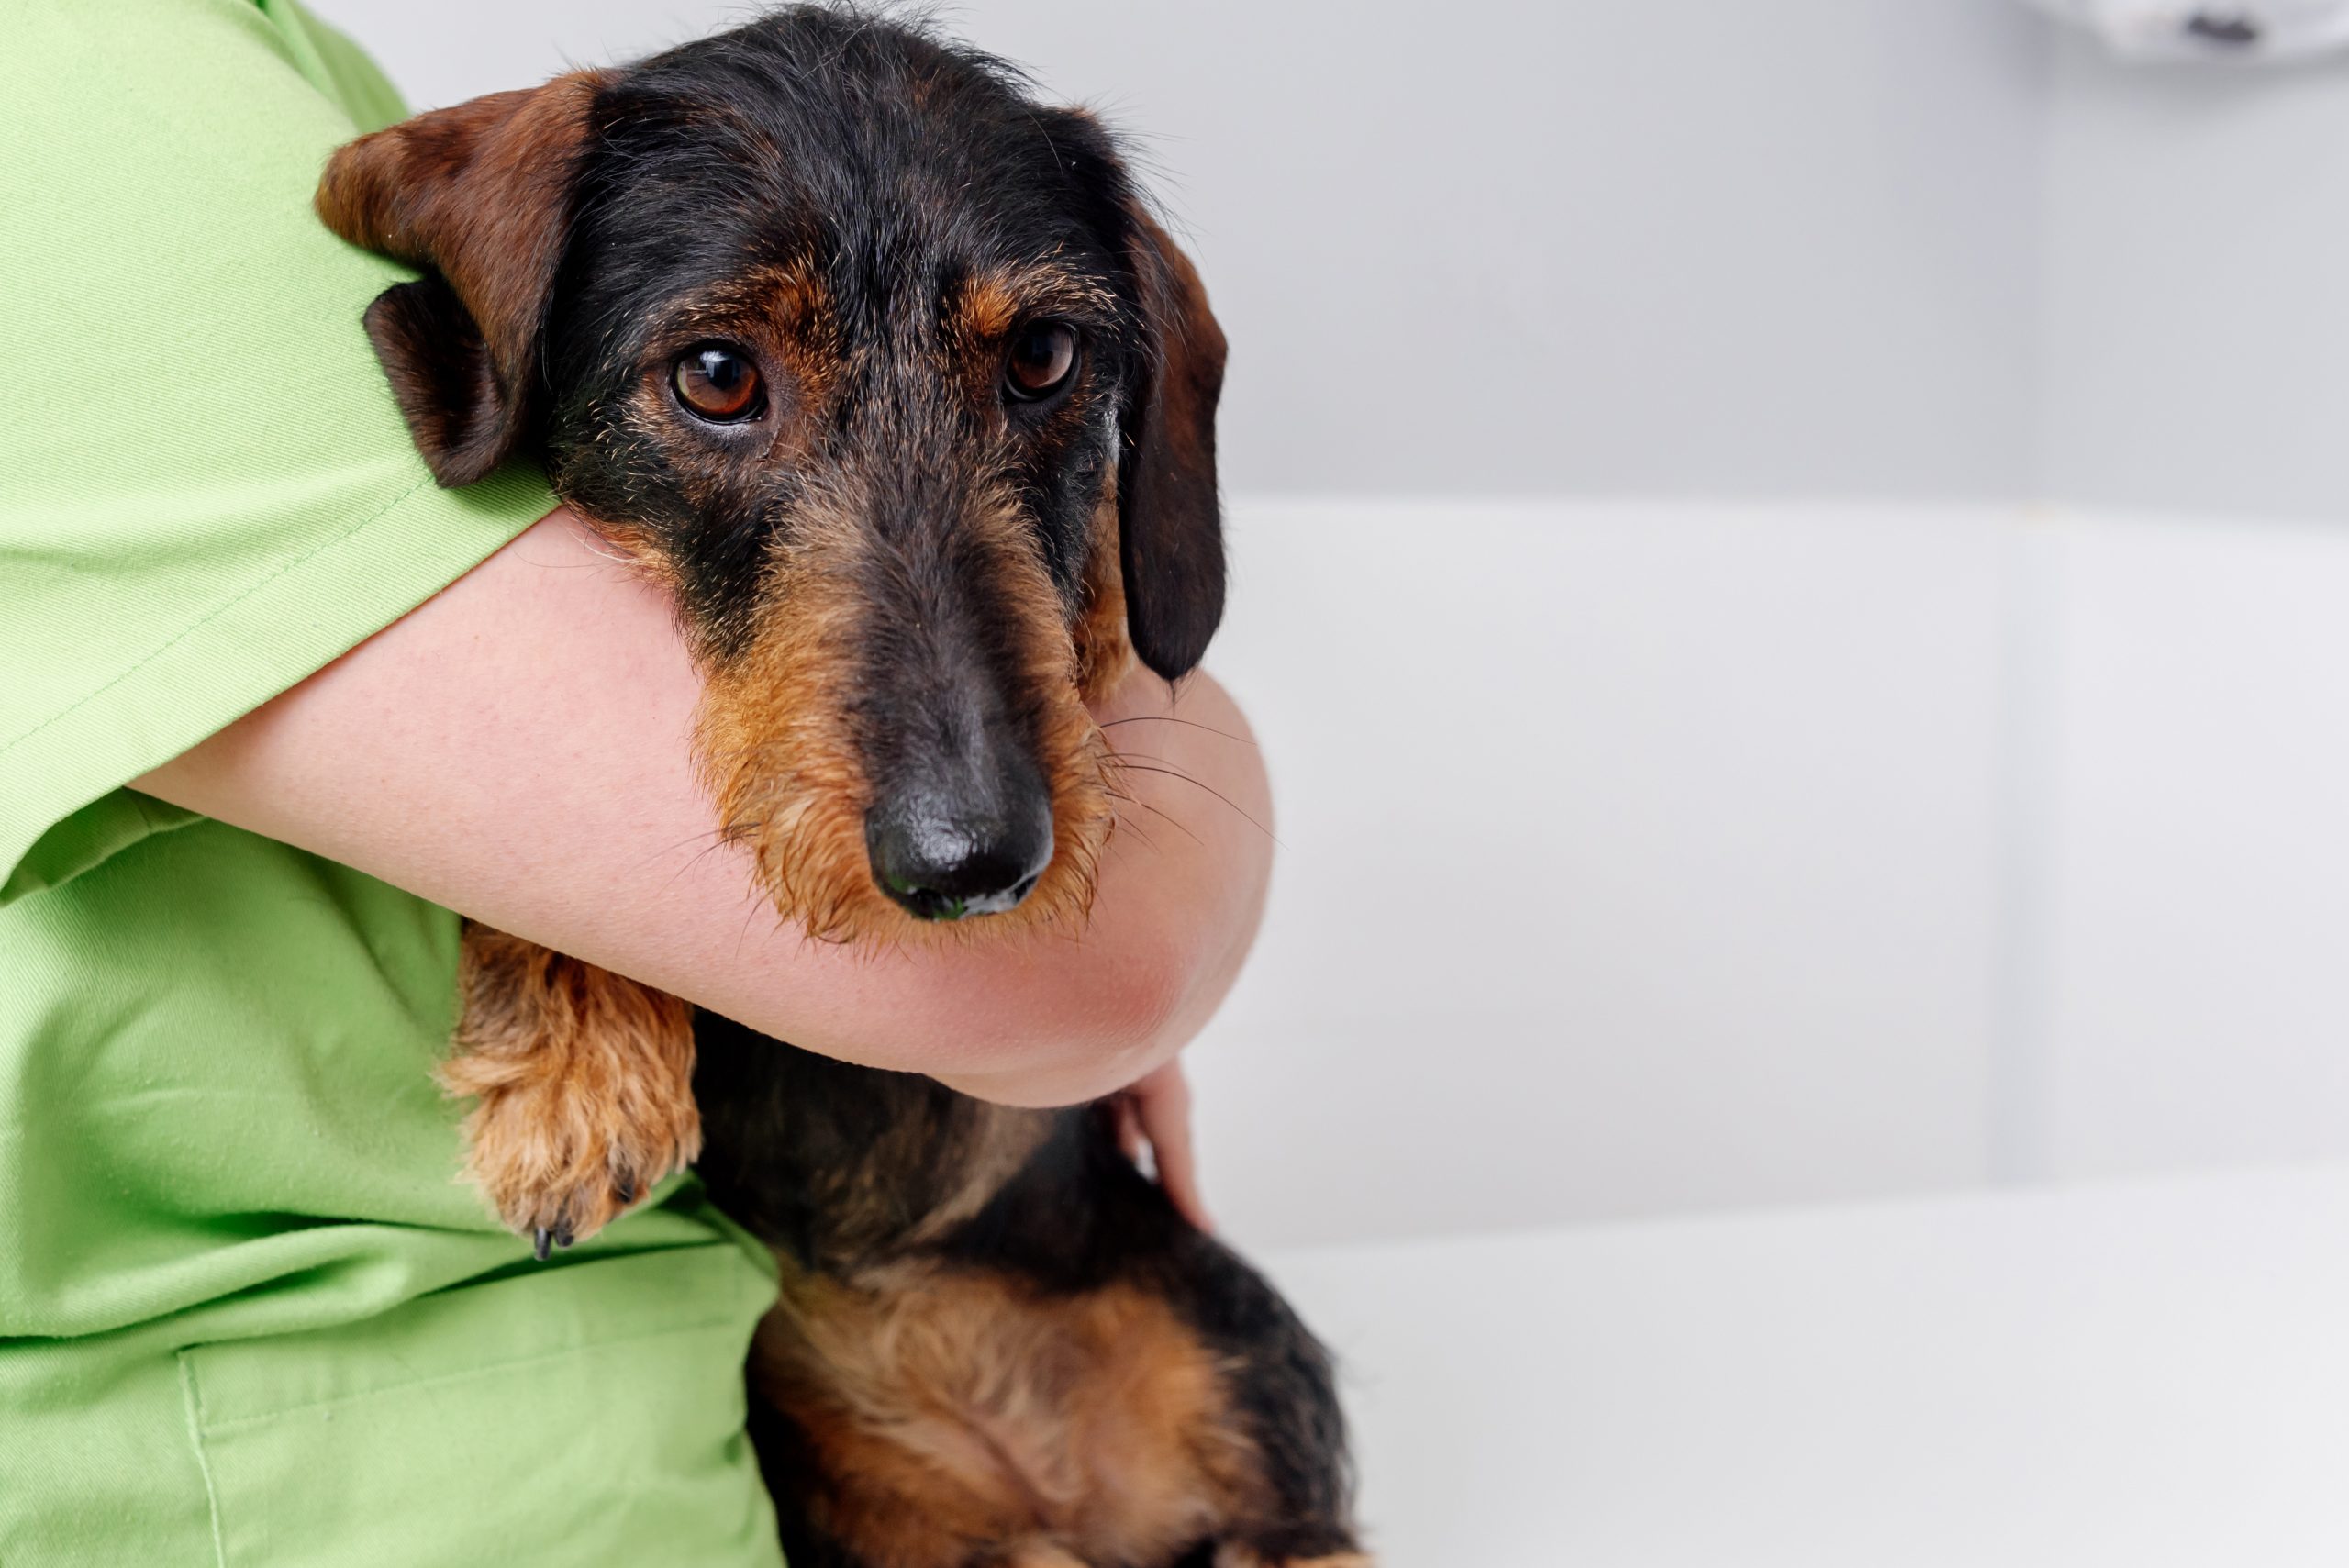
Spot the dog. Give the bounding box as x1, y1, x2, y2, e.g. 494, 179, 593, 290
317, 9, 1365, 1566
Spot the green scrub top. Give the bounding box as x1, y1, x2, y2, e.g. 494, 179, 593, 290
0, 3, 783, 1562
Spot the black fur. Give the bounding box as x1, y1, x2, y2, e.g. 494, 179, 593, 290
540, 10, 1201, 663
695, 1012, 1360, 1564
362, 274, 513, 486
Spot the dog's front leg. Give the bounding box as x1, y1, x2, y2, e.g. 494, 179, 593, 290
442, 923, 702, 1257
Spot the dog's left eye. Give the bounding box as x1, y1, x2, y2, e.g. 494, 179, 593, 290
1004, 323, 1078, 402
674, 345, 765, 422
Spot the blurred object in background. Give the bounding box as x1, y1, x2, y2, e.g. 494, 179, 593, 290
2023, 0, 2349, 60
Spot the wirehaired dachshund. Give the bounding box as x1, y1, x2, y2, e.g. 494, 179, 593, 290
317, 9, 1364, 1566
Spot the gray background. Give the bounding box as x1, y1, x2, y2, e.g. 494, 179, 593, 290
307, 0, 2057, 503
2043, 38, 2349, 518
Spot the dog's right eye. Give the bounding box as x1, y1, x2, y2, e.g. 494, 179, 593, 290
673, 346, 765, 422
1003, 322, 1079, 403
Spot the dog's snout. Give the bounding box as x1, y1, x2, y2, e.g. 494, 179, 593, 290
865, 768, 1054, 923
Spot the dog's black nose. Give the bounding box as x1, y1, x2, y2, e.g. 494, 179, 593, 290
865, 783, 1054, 922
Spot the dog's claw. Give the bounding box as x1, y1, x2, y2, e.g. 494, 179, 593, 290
517, 1186, 634, 1260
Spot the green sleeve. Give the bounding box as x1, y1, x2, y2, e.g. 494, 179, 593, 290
286, 1, 417, 134
0, 0, 556, 902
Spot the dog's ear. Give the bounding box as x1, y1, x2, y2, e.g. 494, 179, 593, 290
316, 73, 605, 486
1118, 208, 1229, 682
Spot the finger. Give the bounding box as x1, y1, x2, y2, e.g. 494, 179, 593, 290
1113, 1094, 1144, 1165
1136, 1069, 1212, 1234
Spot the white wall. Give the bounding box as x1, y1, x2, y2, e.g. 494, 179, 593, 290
304, 0, 2053, 501
1199, 498, 2349, 1249
1193, 498, 2009, 1246
2033, 509, 2349, 1182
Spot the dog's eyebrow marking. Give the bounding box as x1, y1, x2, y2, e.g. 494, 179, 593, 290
673, 259, 836, 345
961, 274, 1026, 341
952, 261, 1119, 342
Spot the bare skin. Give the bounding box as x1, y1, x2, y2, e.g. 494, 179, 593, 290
137, 509, 1271, 1227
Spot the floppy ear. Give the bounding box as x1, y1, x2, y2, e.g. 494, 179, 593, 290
316, 73, 606, 486
1118, 208, 1229, 681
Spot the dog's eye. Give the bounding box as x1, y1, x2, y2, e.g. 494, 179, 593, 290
1004, 322, 1078, 402
673, 346, 764, 422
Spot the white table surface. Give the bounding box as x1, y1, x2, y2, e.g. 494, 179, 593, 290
1258, 1164, 2349, 1566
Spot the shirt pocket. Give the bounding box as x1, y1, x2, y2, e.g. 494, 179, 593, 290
176, 1245, 781, 1568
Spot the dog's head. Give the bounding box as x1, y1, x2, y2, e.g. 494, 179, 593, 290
318, 7, 1226, 941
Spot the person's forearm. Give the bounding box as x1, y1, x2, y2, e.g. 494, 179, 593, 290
136, 509, 1271, 1106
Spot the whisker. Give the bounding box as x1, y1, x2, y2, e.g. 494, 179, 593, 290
673, 822, 767, 886
1130, 798, 1202, 849
735, 886, 774, 957
1098, 715, 1255, 745
1102, 775, 1205, 850
637, 821, 762, 889
643, 823, 735, 863
1106, 760, 1278, 844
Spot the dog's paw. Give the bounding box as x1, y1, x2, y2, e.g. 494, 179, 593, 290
443, 930, 701, 1257
449, 1045, 703, 1256
1000, 1548, 1090, 1568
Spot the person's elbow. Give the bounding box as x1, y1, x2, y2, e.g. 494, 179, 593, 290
919, 869, 1257, 1107
916, 673, 1274, 1106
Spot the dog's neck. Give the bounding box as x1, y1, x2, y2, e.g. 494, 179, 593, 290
691, 1019, 1072, 1273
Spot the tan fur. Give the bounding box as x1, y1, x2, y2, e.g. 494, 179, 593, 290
1073, 475, 1135, 704
692, 481, 888, 942
1218, 1554, 1376, 1568
696, 474, 1116, 946
948, 263, 1119, 358
1002, 1550, 1090, 1568
441, 926, 700, 1242
755, 1262, 1264, 1568
958, 275, 1027, 344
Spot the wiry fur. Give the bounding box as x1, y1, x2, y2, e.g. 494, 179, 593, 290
696, 471, 1115, 946
753, 1268, 1252, 1567
696, 1022, 1365, 1568
323, 7, 1361, 1564
443, 929, 699, 1250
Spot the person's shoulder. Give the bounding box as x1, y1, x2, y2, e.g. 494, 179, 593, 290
0, 0, 552, 906
11, 0, 404, 142
282, 0, 414, 133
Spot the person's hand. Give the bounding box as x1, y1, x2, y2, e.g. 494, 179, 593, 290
1112, 1058, 1212, 1231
